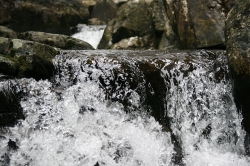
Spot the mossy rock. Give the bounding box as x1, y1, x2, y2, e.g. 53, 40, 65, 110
0, 37, 60, 80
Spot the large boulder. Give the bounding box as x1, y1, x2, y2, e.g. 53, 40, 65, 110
90, 0, 118, 25
18, 31, 94, 50
98, 0, 175, 49
165, 0, 236, 49
225, 0, 250, 134
0, 37, 59, 80
0, 0, 89, 35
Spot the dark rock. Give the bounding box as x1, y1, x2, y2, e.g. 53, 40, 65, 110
8, 139, 18, 150
0, 55, 17, 75
0, 37, 59, 80
90, 0, 118, 24
0, 26, 17, 39
0, 81, 24, 127
225, 0, 250, 134
97, 0, 155, 49
0, 0, 89, 35
18, 31, 94, 50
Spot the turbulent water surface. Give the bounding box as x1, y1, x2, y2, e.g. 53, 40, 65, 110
0, 49, 249, 166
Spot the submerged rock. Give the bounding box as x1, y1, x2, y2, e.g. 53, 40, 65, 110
226, 0, 250, 134
0, 37, 59, 80
0, 0, 89, 35
18, 31, 94, 50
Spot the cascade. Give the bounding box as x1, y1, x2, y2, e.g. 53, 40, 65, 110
71, 24, 106, 49
0, 49, 249, 165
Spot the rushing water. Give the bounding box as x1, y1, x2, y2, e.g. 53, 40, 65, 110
71, 24, 106, 49
0, 49, 249, 166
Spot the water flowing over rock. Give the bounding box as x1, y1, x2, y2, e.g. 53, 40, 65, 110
0, 50, 249, 165
0, 0, 89, 35
225, 0, 250, 135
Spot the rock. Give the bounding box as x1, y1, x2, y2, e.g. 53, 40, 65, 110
225, 0, 250, 134
110, 35, 154, 49
0, 55, 17, 75
0, 81, 24, 127
0, 0, 89, 35
98, 0, 178, 49
165, 0, 236, 49
90, 0, 118, 24
0, 37, 59, 80
0, 26, 17, 39
88, 18, 106, 25
18, 31, 95, 50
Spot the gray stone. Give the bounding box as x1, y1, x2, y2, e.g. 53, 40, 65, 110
0, 26, 17, 39
18, 31, 94, 50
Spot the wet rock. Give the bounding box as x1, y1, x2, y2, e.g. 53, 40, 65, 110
0, 0, 89, 35
0, 37, 59, 80
0, 26, 17, 39
225, 0, 250, 134
18, 31, 94, 50
0, 82, 24, 127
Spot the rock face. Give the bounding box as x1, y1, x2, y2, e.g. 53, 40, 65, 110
98, 0, 236, 50
0, 0, 89, 35
0, 37, 60, 80
18, 31, 94, 50
225, 0, 250, 134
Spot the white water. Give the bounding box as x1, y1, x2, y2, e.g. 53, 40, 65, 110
71, 24, 106, 49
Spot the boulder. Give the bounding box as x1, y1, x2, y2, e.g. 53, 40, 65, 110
225, 0, 250, 134
165, 0, 236, 49
90, 0, 118, 24
18, 31, 95, 50
0, 0, 89, 35
0, 37, 59, 80
97, 0, 177, 50
0, 26, 17, 39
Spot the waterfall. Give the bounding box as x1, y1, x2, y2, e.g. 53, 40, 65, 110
0, 49, 249, 165
71, 24, 106, 49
